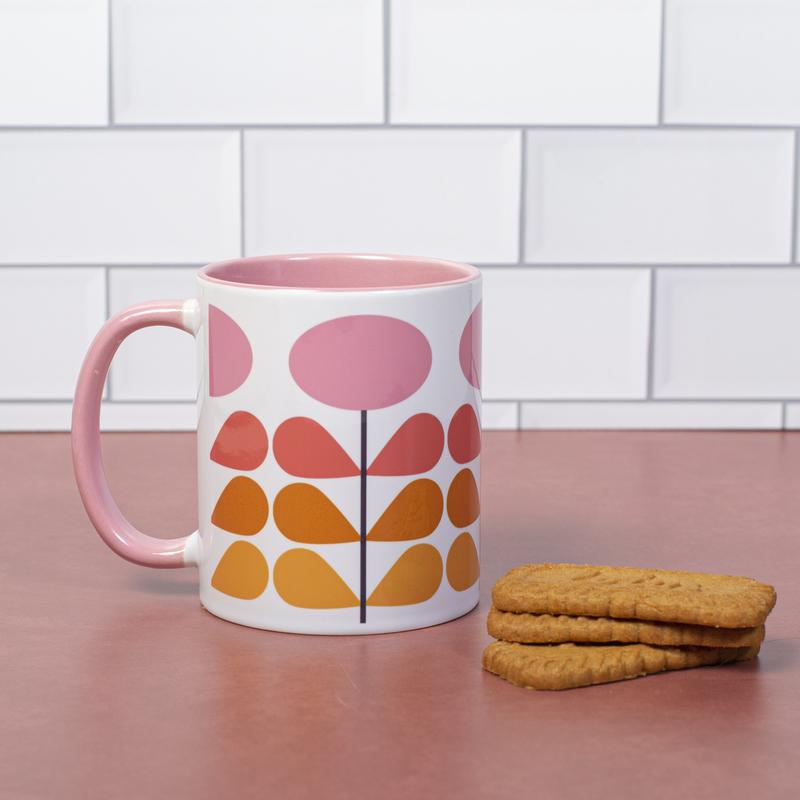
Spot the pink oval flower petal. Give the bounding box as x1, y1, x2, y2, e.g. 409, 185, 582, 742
209, 305, 253, 397
289, 315, 432, 411
459, 303, 481, 390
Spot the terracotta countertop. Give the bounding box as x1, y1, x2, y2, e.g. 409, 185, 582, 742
1, 431, 797, 799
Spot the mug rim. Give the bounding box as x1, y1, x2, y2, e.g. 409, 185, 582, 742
198, 253, 481, 292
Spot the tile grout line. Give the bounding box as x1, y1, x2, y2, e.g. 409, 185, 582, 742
103, 266, 111, 320
239, 128, 246, 257
3, 399, 795, 406
107, 0, 114, 125
481, 398, 797, 404
7, 262, 800, 270
4, 123, 800, 132
646, 267, 657, 398
0, 400, 198, 407
657, 0, 667, 124
0, 268, 207, 270
781, 402, 787, 429
104, 265, 113, 401
383, 0, 391, 124
59, 398, 800, 404
0, 399, 199, 406
515, 401, 522, 430
106, 398, 196, 405
517, 129, 527, 264
791, 129, 799, 263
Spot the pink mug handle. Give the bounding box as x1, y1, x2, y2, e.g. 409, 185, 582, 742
71, 299, 200, 568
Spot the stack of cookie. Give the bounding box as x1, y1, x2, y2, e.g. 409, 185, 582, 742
483, 563, 776, 691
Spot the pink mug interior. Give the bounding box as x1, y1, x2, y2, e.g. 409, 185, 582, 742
199, 253, 480, 291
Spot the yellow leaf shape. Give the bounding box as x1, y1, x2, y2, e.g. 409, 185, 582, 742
273, 483, 359, 544
368, 478, 443, 541
211, 476, 269, 535
446, 532, 480, 592
368, 544, 443, 607
446, 468, 480, 528
211, 541, 269, 600
274, 548, 359, 609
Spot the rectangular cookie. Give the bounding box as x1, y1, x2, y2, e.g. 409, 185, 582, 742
492, 563, 776, 628
487, 606, 765, 648
482, 640, 760, 691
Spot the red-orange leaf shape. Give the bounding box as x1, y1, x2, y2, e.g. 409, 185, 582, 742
274, 417, 359, 478
210, 411, 268, 470
447, 404, 481, 464
368, 413, 444, 476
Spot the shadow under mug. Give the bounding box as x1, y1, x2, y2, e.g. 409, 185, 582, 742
72, 253, 482, 634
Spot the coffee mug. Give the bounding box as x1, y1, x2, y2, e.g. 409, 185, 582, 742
72, 254, 482, 634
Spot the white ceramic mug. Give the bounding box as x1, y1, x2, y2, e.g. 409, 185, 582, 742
72, 254, 482, 634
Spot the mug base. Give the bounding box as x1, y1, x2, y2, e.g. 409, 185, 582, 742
199, 595, 480, 636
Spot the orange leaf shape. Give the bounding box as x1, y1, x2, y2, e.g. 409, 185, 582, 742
211, 541, 269, 599
367, 544, 443, 606
274, 483, 359, 544
446, 533, 480, 592
273, 417, 358, 478
211, 476, 269, 535
367, 479, 443, 541
274, 548, 359, 608
210, 411, 268, 470
447, 404, 481, 464
368, 413, 444, 476
446, 469, 480, 528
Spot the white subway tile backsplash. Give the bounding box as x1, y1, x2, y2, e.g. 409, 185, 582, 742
0, 131, 240, 264
481, 402, 519, 431
783, 404, 800, 430
99, 402, 196, 431
4, 3, 800, 431
0, 0, 107, 125
0, 268, 105, 399
481, 268, 650, 400
524, 130, 794, 264
654, 269, 800, 398
109, 269, 199, 401
665, 0, 800, 124
521, 402, 782, 430
391, 0, 661, 124
0, 403, 73, 431
0, 402, 196, 431
6, 399, 520, 431
113, 0, 382, 124
245, 129, 520, 262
